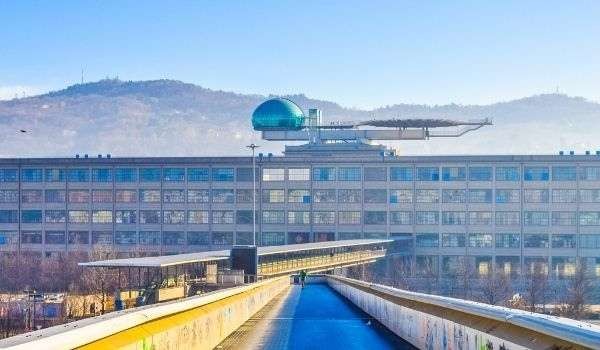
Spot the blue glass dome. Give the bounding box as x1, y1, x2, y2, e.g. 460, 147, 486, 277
251, 98, 305, 131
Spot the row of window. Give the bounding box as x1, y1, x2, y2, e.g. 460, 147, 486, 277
6, 188, 600, 205
4, 209, 600, 226
0, 168, 238, 182
416, 256, 600, 277
414, 232, 596, 249
3, 165, 600, 183
0, 231, 381, 246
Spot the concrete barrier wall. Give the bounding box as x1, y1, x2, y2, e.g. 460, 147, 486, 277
0, 276, 290, 350
326, 275, 600, 350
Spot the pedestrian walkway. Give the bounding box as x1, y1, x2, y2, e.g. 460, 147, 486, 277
217, 282, 414, 350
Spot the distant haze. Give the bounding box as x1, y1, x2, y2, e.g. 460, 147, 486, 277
1, 79, 599, 158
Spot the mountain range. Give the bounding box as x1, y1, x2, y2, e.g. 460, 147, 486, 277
1, 79, 599, 158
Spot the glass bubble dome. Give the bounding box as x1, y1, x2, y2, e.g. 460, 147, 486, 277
251, 98, 305, 131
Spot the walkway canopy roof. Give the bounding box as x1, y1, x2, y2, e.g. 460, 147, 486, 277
79, 239, 392, 269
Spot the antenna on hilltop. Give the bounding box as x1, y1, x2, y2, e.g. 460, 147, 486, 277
81, 68, 84, 84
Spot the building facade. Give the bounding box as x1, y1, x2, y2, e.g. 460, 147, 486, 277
1, 151, 600, 279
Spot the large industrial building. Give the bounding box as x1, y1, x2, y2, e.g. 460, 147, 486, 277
1, 98, 599, 279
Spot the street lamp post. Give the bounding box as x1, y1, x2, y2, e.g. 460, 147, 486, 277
246, 144, 260, 246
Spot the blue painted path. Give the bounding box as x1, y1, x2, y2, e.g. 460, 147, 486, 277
220, 282, 415, 349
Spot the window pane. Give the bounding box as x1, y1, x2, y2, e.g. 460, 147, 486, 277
140, 168, 161, 182
163, 189, 186, 203
468, 189, 492, 203
442, 167, 466, 181
262, 211, 285, 224
262, 189, 285, 203
552, 189, 577, 203
188, 168, 209, 181
338, 167, 361, 181
364, 167, 387, 181
338, 211, 361, 225
188, 189, 209, 203
364, 189, 386, 203
442, 233, 465, 248
22, 210, 42, 223
115, 210, 137, 224
496, 233, 520, 248
92, 168, 113, 182
236, 210, 254, 224
288, 168, 310, 181
468, 233, 492, 248
187, 231, 210, 245
390, 167, 413, 181
22, 190, 43, 203
313, 189, 336, 203
45, 169, 65, 182
495, 189, 520, 203
163, 231, 185, 245
417, 167, 439, 181
0, 169, 18, 182
364, 211, 386, 225
552, 211, 577, 226
442, 211, 466, 225
45, 210, 66, 223
212, 189, 234, 203
92, 190, 113, 203
288, 211, 310, 224
524, 234, 549, 248
313, 167, 335, 181
390, 189, 412, 203
0, 190, 18, 203
442, 189, 466, 203
495, 167, 519, 181
0, 210, 19, 223
92, 210, 113, 224
115, 190, 137, 203
580, 189, 600, 203
115, 231, 137, 245
189, 210, 209, 224
390, 211, 411, 225
67, 168, 89, 182
163, 168, 185, 181
163, 210, 185, 224
212, 168, 234, 181
415, 189, 439, 203
140, 189, 161, 203
213, 210, 234, 224
262, 168, 285, 181
524, 166, 549, 181
495, 211, 520, 225
338, 189, 361, 203
469, 167, 492, 181
21, 169, 43, 182
469, 212, 492, 225
140, 211, 161, 224
69, 211, 89, 224
236, 168, 255, 182
552, 166, 576, 181
416, 233, 438, 248
524, 189, 549, 203
580, 167, 600, 181
115, 168, 138, 182
262, 232, 285, 246
314, 211, 336, 224
288, 189, 311, 203
68, 190, 89, 203
524, 211, 549, 226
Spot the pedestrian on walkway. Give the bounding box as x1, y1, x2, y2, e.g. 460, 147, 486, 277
299, 270, 307, 288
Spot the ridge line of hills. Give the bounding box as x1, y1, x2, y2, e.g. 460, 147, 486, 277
1, 79, 599, 157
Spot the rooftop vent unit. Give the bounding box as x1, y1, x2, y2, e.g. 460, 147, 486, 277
559, 151, 564, 155
569, 151, 575, 155
106, 154, 111, 158
84, 154, 89, 158
97, 154, 102, 158
586, 150, 591, 155
597, 151, 600, 156
75, 154, 80, 158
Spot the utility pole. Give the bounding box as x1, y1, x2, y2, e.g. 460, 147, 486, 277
246, 144, 260, 246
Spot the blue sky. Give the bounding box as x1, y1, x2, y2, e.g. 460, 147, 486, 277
1, 1, 599, 108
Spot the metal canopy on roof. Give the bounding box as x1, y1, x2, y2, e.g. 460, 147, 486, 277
78, 239, 392, 268
78, 250, 231, 268
357, 118, 491, 128
256, 239, 392, 256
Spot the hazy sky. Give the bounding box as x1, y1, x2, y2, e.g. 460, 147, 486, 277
1, 1, 599, 108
